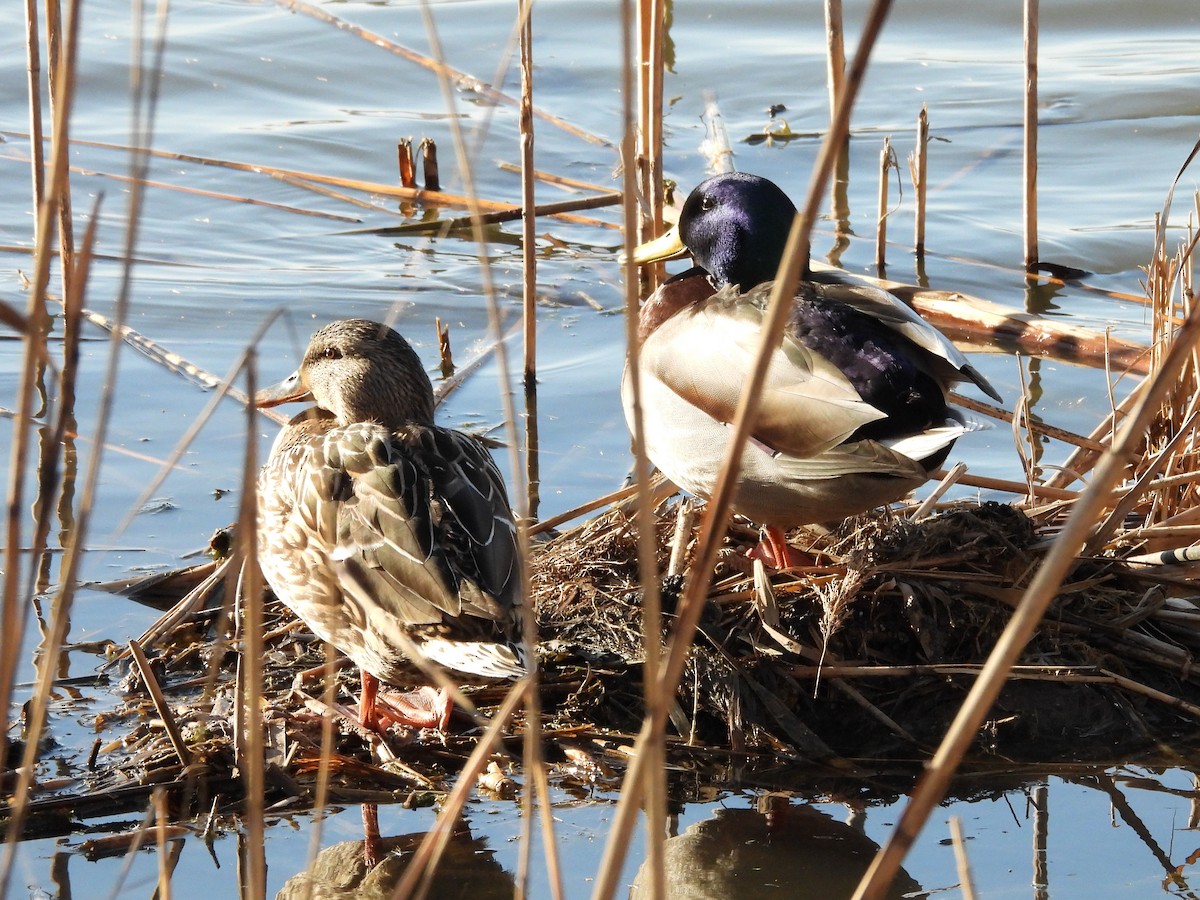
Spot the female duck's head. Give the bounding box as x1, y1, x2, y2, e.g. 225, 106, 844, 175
256, 318, 434, 427
678, 173, 798, 290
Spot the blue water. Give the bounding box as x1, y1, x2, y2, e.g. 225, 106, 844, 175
2, 0, 1200, 895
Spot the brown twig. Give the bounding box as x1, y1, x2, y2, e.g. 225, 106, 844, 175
127, 639, 192, 767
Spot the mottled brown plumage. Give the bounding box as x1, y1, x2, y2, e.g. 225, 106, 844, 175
256, 319, 523, 728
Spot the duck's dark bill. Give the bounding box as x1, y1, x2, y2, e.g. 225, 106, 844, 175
255, 371, 313, 408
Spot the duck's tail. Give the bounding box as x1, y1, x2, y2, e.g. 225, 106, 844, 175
881, 408, 989, 470
420, 636, 527, 680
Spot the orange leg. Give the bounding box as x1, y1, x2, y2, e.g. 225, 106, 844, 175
361, 802, 382, 869
748, 525, 813, 570
359, 669, 380, 730
361, 671, 454, 732
374, 685, 454, 731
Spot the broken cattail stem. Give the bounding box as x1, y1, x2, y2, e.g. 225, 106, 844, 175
397, 137, 415, 188
912, 104, 928, 258
876, 136, 894, 272
420, 137, 440, 192
435, 316, 454, 377
667, 499, 695, 578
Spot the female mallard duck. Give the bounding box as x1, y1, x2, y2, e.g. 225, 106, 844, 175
624, 172, 1002, 566
256, 318, 524, 730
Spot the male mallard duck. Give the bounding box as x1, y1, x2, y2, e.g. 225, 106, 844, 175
256, 318, 524, 730
624, 172, 1002, 566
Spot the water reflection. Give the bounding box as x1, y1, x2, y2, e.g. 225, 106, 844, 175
631, 796, 923, 900
276, 812, 514, 900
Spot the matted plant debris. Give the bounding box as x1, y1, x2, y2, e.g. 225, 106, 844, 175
7, 491, 1200, 840
537, 497, 1200, 762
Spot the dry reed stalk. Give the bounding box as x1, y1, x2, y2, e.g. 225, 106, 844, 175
911, 104, 928, 258
236, 356, 267, 900
636, 0, 666, 261
4, 1, 172, 887
1013, 361, 1040, 504
949, 817, 978, 900
667, 499, 696, 578
26, 203, 93, 635
22, 0, 45, 220
823, 0, 851, 259
824, 0, 845, 128
933, 469, 1077, 502
619, 0, 667, 893
32, 132, 623, 222
365, 191, 623, 235
851, 297, 1200, 900
591, 3, 898, 896
519, 0, 536, 394
417, 7, 563, 896
23, 132, 534, 211
279, 0, 608, 148
1023, 0, 1039, 270
876, 137, 894, 271
526, 475, 671, 536
512, 10, 543, 521
910, 462, 965, 519
128, 639, 192, 767
950, 392, 1104, 451
65, 165, 363, 221
1088, 409, 1200, 553
515, 0, 542, 888
44, 0, 74, 296
496, 160, 611, 194
639, 0, 668, 887
0, 0, 82, 883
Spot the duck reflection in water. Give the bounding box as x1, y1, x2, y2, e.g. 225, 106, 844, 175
631, 796, 923, 899
276, 804, 514, 900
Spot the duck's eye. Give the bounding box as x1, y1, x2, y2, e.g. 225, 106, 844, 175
320, 347, 342, 360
